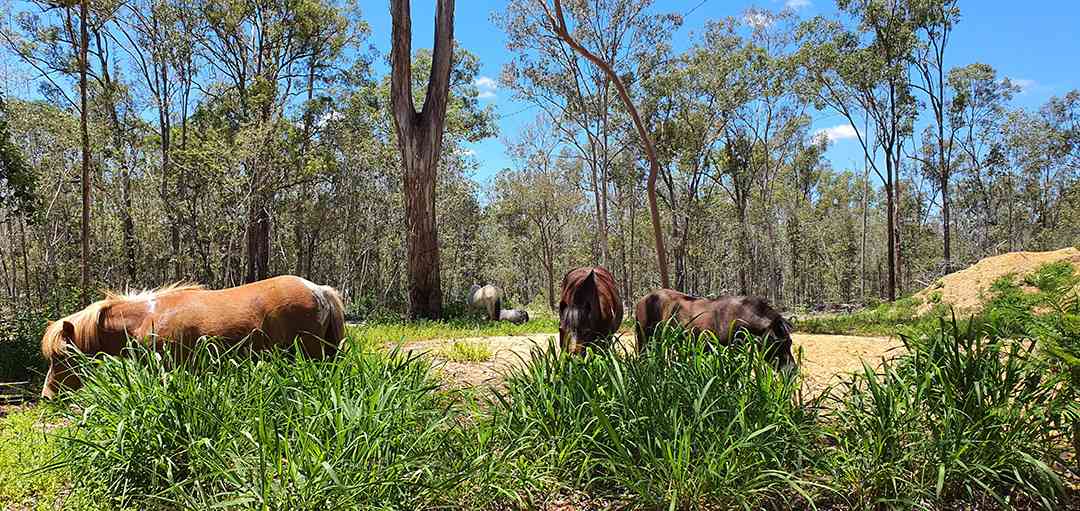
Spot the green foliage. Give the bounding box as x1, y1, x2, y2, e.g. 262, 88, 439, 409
488, 330, 823, 508
435, 340, 494, 363
0, 95, 36, 216
825, 317, 1071, 509
54, 333, 505, 509
0, 289, 81, 383
0, 309, 47, 384
796, 295, 943, 335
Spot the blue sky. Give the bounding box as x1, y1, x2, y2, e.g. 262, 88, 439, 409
361, 0, 1080, 184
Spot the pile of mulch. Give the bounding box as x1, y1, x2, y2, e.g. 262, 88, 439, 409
913, 247, 1080, 314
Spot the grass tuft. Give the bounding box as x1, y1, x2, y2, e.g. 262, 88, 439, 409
824, 315, 1071, 509
435, 340, 494, 362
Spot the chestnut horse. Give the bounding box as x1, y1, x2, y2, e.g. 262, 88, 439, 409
558, 267, 623, 354
41, 275, 346, 398
634, 289, 795, 370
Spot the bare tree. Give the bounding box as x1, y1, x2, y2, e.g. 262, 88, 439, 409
534, 0, 671, 288
390, 0, 455, 319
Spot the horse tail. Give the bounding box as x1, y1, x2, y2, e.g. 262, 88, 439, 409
493, 296, 502, 320
323, 286, 347, 353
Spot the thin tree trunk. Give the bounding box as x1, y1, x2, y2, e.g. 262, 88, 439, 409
18, 217, 32, 309
861, 164, 870, 301
79, 0, 91, 306
885, 159, 896, 302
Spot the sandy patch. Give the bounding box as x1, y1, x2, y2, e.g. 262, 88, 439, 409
391, 332, 903, 396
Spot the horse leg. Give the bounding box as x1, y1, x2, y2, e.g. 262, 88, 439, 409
634, 322, 646, 353
298, 333, 336, 359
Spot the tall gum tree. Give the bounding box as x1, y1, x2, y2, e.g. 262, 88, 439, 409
529, 0, 674, 288
390, 0, 455, 319
797, 3, 918, 301
909, 0, 960, 273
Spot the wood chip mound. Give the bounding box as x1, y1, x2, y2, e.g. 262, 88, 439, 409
913, 247, 1080, 314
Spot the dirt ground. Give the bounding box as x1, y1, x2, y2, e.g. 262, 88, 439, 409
394, 331, 902, 396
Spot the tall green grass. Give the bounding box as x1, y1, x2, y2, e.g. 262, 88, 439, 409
51, 334, 511, 509
488, 327, 824, 509
825, 316, 1071, 510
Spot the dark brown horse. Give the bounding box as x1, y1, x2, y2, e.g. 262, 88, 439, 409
634, 289, 795, 369
558, 267, 623, 354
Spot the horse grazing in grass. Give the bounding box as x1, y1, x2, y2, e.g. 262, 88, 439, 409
467, 284, 503, 320
634, 289, 795, 370
559, 267, 622, 354
40, 275, 346, 398
499, 309, 529, 324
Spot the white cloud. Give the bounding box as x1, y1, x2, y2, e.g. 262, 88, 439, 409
460, 148, 477, 158
743, 11, 772, 29
1006, 77, 1036, 94
474, 76, 497, 99
813, 124, 858, 143
785, 0, 811, 10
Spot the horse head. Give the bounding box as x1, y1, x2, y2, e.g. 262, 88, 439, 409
560, 269, 604, 353
41, 319, 87, 399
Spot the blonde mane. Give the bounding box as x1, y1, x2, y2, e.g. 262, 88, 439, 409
102, 281, 205, 302
42, 282, 206, 359
41, 300, 109, 360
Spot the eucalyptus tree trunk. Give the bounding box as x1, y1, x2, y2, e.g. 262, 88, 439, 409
390, 0, 454, 319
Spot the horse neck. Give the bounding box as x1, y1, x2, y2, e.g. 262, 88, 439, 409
91, 299, 153, 354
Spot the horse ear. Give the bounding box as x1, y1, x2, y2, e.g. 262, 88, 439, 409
61, 320, 76, 342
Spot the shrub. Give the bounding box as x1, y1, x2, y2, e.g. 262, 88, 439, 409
488, 327, 823, 508
0, 307, 52, 384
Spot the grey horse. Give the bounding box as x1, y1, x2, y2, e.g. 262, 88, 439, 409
467, 284, 503, 320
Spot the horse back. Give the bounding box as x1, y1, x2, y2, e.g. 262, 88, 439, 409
636, 290, 785, 346
109, 276, 338, 350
